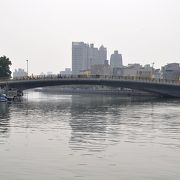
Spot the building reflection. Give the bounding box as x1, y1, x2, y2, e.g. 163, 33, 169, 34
68, 94, 174, 152
69, 95, 131, 152
3, 89, 179, 151
0, 103, 10, 138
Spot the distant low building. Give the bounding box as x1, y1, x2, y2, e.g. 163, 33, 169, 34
91, 60, 111, 75
112, 67, 123, 76
60, 68, 72, 75
123, 64, 154, 78
81, 69, 92, 76
46, 72, 57, 77
161, 63, 180, 81
154, 69, 161, 79
13, 68, 27, 78
40, 72, 45, 76
47, 72, 53, 75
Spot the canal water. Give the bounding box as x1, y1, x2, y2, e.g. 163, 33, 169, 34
0, 90, 180, 180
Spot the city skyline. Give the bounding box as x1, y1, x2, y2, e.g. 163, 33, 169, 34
12, 40, 180, 75
1, 0, 180, 74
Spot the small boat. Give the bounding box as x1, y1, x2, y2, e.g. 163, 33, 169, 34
0, 94, 8, 102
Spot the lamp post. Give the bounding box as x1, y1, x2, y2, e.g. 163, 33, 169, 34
0, 66, 2, 80
26, 59, 29, 77
151, 62, 155, 79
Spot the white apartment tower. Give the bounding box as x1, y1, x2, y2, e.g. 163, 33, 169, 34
72, 42, 89, 75
88, 44, 107, 66
72, 42, 107, 75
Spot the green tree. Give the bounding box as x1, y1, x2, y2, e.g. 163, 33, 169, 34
0, 56, 12, 79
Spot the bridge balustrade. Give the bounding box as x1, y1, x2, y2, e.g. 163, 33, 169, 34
6, 74, 180, 85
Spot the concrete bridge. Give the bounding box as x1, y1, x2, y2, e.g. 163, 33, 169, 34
1, 75, 180, 97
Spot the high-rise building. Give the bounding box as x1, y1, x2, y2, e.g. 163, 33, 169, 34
88, 44, 107, 68
88, 43, 99, 68
99, 45, 107, 64
72, 42, 107, 75
72, 42, 89, 75
110, 50, 123, 69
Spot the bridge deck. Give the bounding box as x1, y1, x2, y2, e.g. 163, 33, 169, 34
1, 75, 180, 97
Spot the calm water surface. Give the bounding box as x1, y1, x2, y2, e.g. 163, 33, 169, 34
0, 90, 180, 180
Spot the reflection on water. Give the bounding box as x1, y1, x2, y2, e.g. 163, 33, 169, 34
1, 93, 180, 150
69, 95, 127, 152
0, 103, 10, 139
69, 95, 180, 151
0, 90, 180, 179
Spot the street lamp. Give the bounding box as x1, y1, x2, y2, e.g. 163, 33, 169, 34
0, 66, 2, 79
26, 59, 29, 77
151, 62, 155, 79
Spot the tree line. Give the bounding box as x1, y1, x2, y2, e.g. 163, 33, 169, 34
0, 56, 12, 79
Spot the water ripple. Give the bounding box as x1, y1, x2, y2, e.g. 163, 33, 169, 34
1, 92, 180, 179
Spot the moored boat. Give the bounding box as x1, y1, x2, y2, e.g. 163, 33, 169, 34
0, 94, 8, 102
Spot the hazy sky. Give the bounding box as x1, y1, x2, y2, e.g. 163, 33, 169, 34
0, 0, 180, 74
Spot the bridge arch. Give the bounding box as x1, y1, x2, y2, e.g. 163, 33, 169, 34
1, 77, 180, 97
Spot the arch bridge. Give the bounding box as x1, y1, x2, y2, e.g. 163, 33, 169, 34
1, 75, 180, 98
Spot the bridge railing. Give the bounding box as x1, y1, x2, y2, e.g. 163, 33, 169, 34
8, 74, 180, 85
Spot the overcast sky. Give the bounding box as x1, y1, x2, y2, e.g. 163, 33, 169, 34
0, 0, 180, 74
